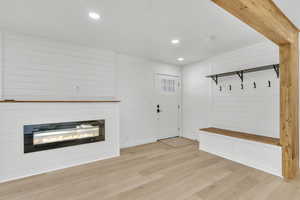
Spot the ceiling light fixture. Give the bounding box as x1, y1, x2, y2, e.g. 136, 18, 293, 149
171, 39, 180, 44
89, 12, 101, 20
177, 57, 184, 62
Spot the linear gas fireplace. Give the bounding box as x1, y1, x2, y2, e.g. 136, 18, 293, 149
24, 120, 105, 153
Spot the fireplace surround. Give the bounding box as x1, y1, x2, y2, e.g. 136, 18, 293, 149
24, 120, 105, 153
0, 102, 119, 183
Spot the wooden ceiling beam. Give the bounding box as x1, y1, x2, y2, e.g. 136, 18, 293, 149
211, 0, 298, 45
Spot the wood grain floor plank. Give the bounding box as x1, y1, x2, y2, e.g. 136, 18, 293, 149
0, 138, 299, 200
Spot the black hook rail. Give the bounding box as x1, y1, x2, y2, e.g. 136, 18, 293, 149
206, 64, 279, 85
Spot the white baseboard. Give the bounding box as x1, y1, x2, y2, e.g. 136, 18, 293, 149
121, 138, 157, 148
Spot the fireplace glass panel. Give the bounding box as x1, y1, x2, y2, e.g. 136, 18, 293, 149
24, 120, 105, 153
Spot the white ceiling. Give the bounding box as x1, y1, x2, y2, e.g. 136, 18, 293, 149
0, 0, 298, 66
273, 0, 300, 29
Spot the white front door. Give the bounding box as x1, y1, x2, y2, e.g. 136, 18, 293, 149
155, 74, 181, 140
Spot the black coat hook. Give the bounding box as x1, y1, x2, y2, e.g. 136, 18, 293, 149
219, 86, 222, 91
211, 75, 218, 85
236, 71, 244, 82
268, 80, 271, 87
241, 83, 244, 90
253, 82, 256, 89
229, 85, 232, 91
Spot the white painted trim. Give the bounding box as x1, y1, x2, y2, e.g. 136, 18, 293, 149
155, 73, 182, 139
120, 138, 157, 149
155, 73, 181, 78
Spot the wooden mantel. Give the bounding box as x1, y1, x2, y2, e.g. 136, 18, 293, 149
211, 0, 299, 179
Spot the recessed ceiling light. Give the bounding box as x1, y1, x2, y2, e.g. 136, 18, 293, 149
89, 12, 101, 20
171, 39, 180, 45
177, 57, 184, 62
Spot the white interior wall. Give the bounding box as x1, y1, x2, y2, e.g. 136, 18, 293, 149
182, 41, 279, 140
116, 54, 181, 148
0, 31, 181, 149
181, 60, 212, 140
182, 41, 284, 176
1, 32, 117, 100
210, 67, 279, 138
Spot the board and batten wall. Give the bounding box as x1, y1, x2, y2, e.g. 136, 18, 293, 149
0, 31, 181, 149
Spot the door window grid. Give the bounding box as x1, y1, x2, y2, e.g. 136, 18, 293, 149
161, 79, 176, 93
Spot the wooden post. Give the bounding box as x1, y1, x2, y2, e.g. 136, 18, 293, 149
280, 34, 299, 178
211, 0, 299, 179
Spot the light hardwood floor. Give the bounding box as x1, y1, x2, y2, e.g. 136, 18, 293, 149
1, 138, 300, 200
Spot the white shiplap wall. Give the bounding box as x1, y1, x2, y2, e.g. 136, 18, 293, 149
0, 31, 182, 151
209, 42, 279, 138
1, 32, 116, 100
182, 41, 279, 139
183, 41, 282, 177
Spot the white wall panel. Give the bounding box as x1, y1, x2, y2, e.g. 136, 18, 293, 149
2, 32, 116, 100
0, 31, 181, 152
209, 42, 279, 138
182, 41, 279, 139
183, 41, 282, 176
210, 69, 279, 138
116, 54, 181, 148
181, 60, 212, 140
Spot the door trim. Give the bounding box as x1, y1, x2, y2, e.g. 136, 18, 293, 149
155, 73, 182, 139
